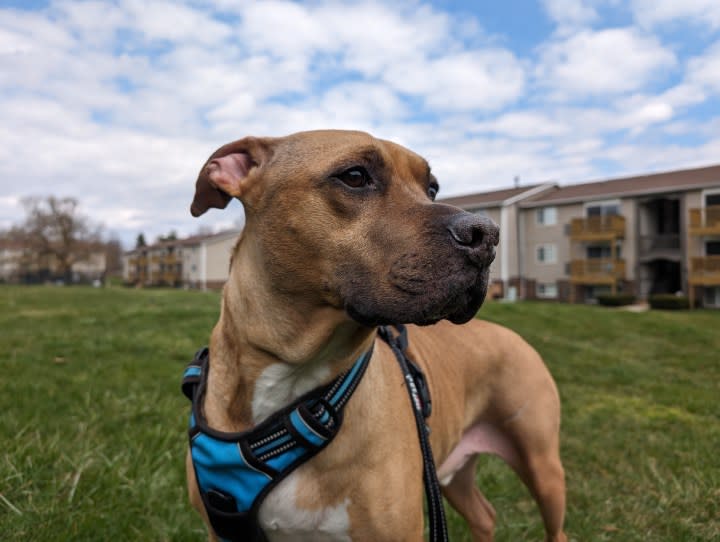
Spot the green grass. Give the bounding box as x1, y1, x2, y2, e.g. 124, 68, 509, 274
1, 286, 719, 541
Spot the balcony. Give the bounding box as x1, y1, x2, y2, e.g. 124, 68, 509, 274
689, 256, 720, 286
569, 215, 625, 241
689, 206, 720, 235
160, 271, 181, 284
570, 259, 626, 285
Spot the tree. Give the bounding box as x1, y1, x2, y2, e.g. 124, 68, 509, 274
136, 233, 147, 248
15, 196, 103, 283
156, 230, 178, 243
104, 237, 124, 276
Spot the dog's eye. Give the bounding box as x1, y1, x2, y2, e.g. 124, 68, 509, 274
428, 183, 439, 201
335, 167, 372, 189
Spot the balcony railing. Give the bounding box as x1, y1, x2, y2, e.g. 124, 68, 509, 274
160, 272, 180, 284
570, 259, 626, 284
689, 256, 720, 285
570, 215, 625, 240
689, 206, 720, 235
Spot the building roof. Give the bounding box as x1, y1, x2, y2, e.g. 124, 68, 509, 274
439, 184, 549, 209
521, 163, 720, 207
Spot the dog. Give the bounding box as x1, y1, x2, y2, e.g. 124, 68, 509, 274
186, 129, 566, 542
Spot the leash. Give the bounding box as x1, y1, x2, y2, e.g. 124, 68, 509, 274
379, 324, 449, 542
183, 326, 447, 541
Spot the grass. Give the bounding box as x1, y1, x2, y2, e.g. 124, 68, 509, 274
1, 286, 719, 541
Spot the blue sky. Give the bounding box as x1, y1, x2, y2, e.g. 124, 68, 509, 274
1, 0, 719, 246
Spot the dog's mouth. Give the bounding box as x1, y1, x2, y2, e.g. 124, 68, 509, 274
343, 263, 492, 328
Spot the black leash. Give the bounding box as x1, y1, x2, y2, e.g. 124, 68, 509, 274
379, 325, 449, 542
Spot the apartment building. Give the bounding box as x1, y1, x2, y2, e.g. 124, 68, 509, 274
123, 229, 242, 289
441, 164, 720, 308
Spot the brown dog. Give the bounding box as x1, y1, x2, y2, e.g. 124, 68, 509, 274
187, 130, 566, 541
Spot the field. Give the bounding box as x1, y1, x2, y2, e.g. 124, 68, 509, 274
1, 286, 719, 541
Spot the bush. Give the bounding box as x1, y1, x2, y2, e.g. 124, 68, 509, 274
648, 294, 690, 310
597, 294, 637, 306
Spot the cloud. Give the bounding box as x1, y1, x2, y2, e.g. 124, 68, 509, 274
536, 28, 677, 97
632, 0, 720, 29
541, 0, 599, 28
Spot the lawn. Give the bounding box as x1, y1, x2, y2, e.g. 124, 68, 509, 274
1, 286, 718, 541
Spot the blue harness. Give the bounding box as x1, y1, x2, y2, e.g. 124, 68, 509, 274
182, 326, 446, 542
182, 344, 373, 541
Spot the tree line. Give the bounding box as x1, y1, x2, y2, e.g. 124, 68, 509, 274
0, 196, 123, 284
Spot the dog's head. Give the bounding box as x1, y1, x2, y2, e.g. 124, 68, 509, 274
191, 130, 499, 326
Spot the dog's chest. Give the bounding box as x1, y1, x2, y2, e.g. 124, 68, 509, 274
252, 362, 353, 540
258, 474, 352, 541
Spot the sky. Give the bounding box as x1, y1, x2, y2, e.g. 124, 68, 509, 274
1, 0, 719, 247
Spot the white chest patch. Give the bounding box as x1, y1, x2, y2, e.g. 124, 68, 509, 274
258, 475, 352, 541
251, 361, 332, 424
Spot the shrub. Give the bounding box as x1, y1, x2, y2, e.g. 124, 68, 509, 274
597, 294, 636, 307
648, 294, 690, 310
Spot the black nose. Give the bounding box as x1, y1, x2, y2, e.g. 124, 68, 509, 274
447, 213, 499, 260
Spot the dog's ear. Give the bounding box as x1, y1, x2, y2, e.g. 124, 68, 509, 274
190, 137, 271, 217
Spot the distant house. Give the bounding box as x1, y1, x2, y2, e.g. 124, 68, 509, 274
0, 238, 106, 284
441, 164, 720, 308
0, 239, 24, 283
123, 229, 242, 290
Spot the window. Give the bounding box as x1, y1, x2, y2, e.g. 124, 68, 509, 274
706, 193, 720, 206
706, 241, 720, 255
536, 244, 557, 264
537, 283, 558, 299
586, 201, 620, 217
704, 287, 720, 307
536, 207, 557, 226
586, 243, 621, 259
587, 245, 610, 259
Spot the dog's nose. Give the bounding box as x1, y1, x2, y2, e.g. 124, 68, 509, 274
447, 213, 499, 261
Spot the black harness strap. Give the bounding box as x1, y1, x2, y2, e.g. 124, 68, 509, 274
379, 324, 449, 542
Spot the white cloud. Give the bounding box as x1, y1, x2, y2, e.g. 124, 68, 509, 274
686, 40, 720, 93
632, 0, 720, 29
653, 40, 720, 113
542, 0, 599, 27
471, 111, 571, 138
536, 28, 676, 97
383, 50, 525, 111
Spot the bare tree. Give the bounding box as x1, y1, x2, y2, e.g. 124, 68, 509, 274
104, 237, 124, 276
15, 196, 103, 282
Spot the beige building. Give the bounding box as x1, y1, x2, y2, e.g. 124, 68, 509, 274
123, 229, 242, 290
442, 164, 720, 308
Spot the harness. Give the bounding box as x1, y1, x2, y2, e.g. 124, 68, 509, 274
182, 325, 447, 542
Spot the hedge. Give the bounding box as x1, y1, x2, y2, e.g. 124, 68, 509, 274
648, 294, 690, 310
597, 294, 637, 307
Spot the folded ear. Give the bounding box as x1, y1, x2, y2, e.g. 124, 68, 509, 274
190, 137, 270, 217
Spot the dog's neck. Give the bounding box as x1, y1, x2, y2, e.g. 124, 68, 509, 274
203, 235, 375, 432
